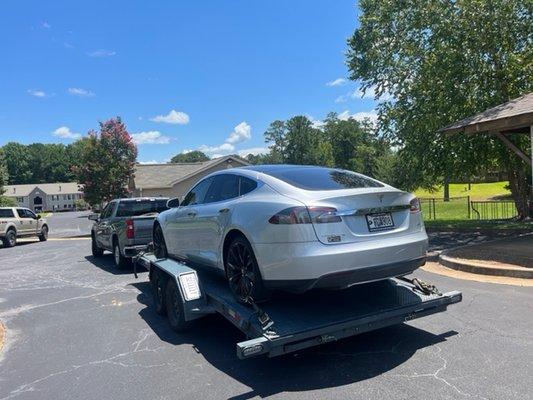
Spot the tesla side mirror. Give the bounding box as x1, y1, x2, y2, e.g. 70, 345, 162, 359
35, 214, 41, 220
88, 213, 100, 221
167, 198, 180, 208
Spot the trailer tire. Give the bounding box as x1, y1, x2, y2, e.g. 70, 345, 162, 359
152, 273, 166, 316
165, 279, 191, 332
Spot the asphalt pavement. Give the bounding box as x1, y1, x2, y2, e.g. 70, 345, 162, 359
45, 211, 93, 238
0, 236, 531, 400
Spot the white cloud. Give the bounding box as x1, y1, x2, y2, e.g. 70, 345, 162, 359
338, 110, 378, 124
52, 126, 81, 140
68, 87, 95, 97
198, 142, 235, 156
326, 78, 347, 87
238, 147, 269, 157
226, 122, 251, 144
42, 22, 51, 29
150, 109, 190, 125
87, 49, 116, 57
131, 131, 171, 145
27, 89, 46, 98
138, 160, 159, 165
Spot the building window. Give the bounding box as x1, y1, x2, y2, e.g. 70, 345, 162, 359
16, 197, 24, 202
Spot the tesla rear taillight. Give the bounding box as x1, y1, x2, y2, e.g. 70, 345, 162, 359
410, 198, 421, 213
268, 206, 341, 224
126, 219, 135, 238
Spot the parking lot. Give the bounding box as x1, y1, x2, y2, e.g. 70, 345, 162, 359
0, 218, 531, 399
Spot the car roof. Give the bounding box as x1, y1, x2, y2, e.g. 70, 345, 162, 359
238, 164, 335, 173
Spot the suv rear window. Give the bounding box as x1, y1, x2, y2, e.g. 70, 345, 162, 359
116, 199, 169, 217
0, 209, 15, 218
263, 167, 383, 191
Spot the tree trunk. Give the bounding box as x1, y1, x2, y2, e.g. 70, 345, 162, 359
507, 162, 529, 220
443, 176, 450, 202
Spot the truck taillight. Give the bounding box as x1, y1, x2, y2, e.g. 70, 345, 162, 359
268, 206, 341, 224
410, 198, 421, 213
126, 219, 135, 238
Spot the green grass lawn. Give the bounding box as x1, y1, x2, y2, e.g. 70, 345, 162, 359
415, 181, 511, 201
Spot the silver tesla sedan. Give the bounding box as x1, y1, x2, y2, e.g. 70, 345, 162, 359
154, 165, 428, 302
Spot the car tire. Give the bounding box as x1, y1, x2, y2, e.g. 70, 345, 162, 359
113, 240, 130, 269
225, 236, 270, 304
91, 234, 104, 257
153, 224, 168, 259
3, 229, 17, 248
151, 272, 166, 316
165, 279, 191, 332
38, 225, 48, 242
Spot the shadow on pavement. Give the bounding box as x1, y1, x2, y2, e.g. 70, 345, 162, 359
84, 255, 138, 275
132, 281, 457, 399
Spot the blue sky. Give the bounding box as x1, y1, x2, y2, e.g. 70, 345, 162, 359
0, 0, 379, 163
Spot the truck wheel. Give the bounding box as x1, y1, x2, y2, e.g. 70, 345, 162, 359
3, 229, 17, 248
225, 236, 270, 304
91, 234, 104, 257
153, 224, 168, 259
151, 273, 166, 316
38, 225, 48, 242
165, 279, 191, 332
113, 240, 130, 269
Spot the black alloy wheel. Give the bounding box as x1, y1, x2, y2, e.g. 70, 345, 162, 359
153, 224, 168, 259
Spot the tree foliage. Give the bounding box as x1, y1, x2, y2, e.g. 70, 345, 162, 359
346, 0, 533, 217
170, 150, 209, 163
0, 147, 8, 195
74, 118, 137, 206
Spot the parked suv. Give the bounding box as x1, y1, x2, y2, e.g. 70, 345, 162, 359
0, 207, 49, 247
90, 198, 169, 268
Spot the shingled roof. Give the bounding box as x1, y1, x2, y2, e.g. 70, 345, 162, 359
4, 182, 82, 197
132, 155, 249, 190
441, 92, 533, 135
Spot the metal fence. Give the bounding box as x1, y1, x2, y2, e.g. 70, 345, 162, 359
419, 197, 517, 221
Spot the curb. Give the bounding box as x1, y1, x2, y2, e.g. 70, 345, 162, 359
438, 253, 533, 279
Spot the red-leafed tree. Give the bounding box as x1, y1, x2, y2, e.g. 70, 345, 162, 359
74, 117, 137, 207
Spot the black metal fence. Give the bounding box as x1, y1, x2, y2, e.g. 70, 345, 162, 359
419, 197, 517, 221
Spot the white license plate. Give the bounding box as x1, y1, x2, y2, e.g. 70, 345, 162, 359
366, 212, 394, 232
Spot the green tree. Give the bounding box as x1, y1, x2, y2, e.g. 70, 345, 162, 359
170, 150, 209, 163
74, 118, 137, 206
347, 0, 532, 217
2, 142, 33, 184
0, 148, 7, 195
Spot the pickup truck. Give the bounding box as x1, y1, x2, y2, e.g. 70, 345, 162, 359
89, 197, 169, 268
0, 207, 48, 247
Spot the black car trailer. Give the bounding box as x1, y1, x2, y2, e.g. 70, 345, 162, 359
135, 253, 462, 359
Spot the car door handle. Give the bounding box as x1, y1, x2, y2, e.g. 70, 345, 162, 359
187, 211, 197, 217
218, 208, 230, 214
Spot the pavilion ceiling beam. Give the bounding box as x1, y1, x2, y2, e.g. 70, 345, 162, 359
494, 132, 532, 167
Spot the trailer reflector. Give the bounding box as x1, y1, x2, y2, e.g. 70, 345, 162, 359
178, 272, 201, 301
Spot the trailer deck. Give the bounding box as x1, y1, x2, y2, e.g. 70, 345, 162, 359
136, 253, 462, 359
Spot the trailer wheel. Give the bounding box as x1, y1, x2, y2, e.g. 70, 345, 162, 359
152, 273, 166, 316
165, 279, 191, 332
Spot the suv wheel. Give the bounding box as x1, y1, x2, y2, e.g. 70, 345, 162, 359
38, 225, 48, 242
3, 229, 17, 248
91, 234, 104, 257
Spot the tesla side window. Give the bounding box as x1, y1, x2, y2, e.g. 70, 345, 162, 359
204, 174, 240, 204
239, 176, 257, 196
181, 177, 213, 206
263, 167, 383, 190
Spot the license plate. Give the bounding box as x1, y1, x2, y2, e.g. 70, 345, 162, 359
365, 212, 394, 232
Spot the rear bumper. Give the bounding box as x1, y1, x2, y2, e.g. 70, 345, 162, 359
265, 257, 426, 292
123, 245, 148, 258
254, 231, 428, 290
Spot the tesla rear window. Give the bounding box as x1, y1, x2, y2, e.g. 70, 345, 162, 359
116, 199, 169, 217
264, 168, 383, 190
0, 209, 15, 218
